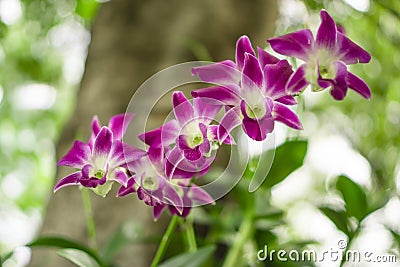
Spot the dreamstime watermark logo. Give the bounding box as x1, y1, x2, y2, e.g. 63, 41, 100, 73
122, 62, 278, 206
257, 240, 398, 264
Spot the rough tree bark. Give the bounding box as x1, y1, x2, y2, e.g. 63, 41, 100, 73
30, 1, 278, 266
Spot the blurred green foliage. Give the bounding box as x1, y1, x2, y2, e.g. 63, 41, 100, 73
0, 0, 99, 257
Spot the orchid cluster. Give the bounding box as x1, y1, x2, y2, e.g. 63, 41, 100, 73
54, 10, 371, 220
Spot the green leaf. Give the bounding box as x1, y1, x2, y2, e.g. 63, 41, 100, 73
27, 236, 104, 266
158, 245, 216, 267
336, 175, 368, 221
319, 207, 349, 236
76, 0, 100, 22
388, 229, 400, 249
262, 140, 308, 189
0, 251, 13, 265
57, 249, 100, 267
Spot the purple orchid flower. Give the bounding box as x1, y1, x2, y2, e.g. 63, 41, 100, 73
54, 126, 145, 197
118, 149, 214, 220
138, 91, 233, 178
192, 54, 302, 141
268, 9, 371, 100
88, 113, 134, 148
192, 35, 297, 106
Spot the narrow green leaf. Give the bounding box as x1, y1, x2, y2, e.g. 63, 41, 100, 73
57, 249, 100, 267
262, 140, 308, 188
27, 236, 104, 266
158, 245, 216, 267
319, 207, 349, 236
336, 175, 368, 221
389, 229, 400, 249
0, 251, 14, 265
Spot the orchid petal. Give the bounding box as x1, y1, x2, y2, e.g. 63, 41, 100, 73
346, 71, 371, 99
275, 95, 297, 105
242, 53, 263, 89
108, 113, 134, 141
111, 169, 129, 187
138, 120, 180, 148
316, 10, 337, 49
218, 106, 241, 144
193, 97, 222, 124
322, 61, 348, 100
191, 60, 240, 85
57, 140, 91, 168
153, 204, 167, 221
240, 100, 274, 141
190, 185, 215, 205
236, 35, 256, 70
172, 91, 194, 125
93, 127, 113, 159
263, 60, 293, 99
208, 125, 235, 145
53, 172, 81, 192
257, 47, 279, 68
191, 84, 241, 106
117, 177, 137, 197
337, 32, 371, 64
273, 102, 303, 130
268, 29, 314, 61
286, 64, 309, 94
163, 183, 183, 214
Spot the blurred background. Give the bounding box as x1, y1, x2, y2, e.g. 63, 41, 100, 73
0, 0, 399, 266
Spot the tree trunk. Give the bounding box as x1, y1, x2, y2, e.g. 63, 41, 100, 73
30, 1, 278, 266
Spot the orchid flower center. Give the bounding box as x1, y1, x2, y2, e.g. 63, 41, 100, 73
142, 176, 159, 191
246, 103, 266, 119
94, 169, 106, 179
187, 132, 203, 148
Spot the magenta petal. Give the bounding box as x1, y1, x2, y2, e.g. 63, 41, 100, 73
263, 60, 293, 99
163, 183, 183, 214
172, 91, 195, 125
275, 95, 297, 105
141, 120, 180, 148
117, 177, 137, 197
337, 32, 371, 64
57, 140, 91, 168
241, 101, 274, 141
108, 141, 130, 167
112, 169, 128, 186
208, 125, 235, 145
257, 47, 279, 68
191, 60, 240, 85
324, 61, 348, 100
268, 29, 314, 61
346, 72, 371, 99
218, 106, 242, 144
190, 185, 215, 205
191, 85, 241, 106
193, 97, 221, 124
236, 35, 256, 70
316, 10, 337, 49
273, 102, 303, 130
53, 172, 81, 192
93, 127, 113, 159
242, 53, 263, 89
153, 204, 166, 221
88, 116, 102, 148
108, 113, 134, 141
177, 135, 202, 161
286, 64, 309, 94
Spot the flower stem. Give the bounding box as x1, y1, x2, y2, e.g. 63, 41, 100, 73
181, 217, 197, 252
222, 210, 254, 267
81, 188, 98, 251
151, 215, 179, 267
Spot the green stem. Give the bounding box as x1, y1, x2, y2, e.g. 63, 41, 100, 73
151, 215, 179, 267
222, 211, 254, 267
181, 217, 197, 252
81, 188, 98, 251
